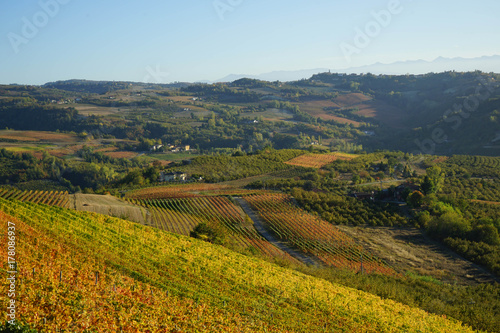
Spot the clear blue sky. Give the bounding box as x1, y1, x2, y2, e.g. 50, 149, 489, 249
1, 0, 499, 84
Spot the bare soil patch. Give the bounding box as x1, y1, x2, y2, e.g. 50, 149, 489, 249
336, 225, 499, 285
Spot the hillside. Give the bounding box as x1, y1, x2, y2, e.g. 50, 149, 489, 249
2, 71, 499, 158
0, 198, 476, 332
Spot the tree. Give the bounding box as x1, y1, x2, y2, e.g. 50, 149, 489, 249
190, 223, 225, 245
408, 190, 424, 208
421, 166, 444, 195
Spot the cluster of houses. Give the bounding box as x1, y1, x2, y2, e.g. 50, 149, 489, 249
51, 98, 82, 104
150, 144, 190, 153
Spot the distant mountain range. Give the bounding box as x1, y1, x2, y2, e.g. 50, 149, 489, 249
210, 55, 500, 83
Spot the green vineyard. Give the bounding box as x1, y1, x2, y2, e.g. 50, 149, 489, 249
441, 155, 500, 178
244, 193, 395, 275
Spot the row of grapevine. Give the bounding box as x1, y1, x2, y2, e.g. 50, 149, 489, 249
0, 198, 473, 332
0, 188, 70, 208
441, 155, 500, 178
244, 193, 395, 275
129, 196, 300, 264
0, 199, 290, 332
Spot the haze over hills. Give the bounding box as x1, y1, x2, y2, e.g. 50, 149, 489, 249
212, 55, 500, 83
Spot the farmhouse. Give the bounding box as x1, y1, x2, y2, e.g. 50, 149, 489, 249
159, 172, 188, 182
150, 144, 163, 152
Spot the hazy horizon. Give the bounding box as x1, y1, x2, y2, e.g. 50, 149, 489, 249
2, 0, 500, 84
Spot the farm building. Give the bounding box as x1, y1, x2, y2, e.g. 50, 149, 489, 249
159, 172, 188, 182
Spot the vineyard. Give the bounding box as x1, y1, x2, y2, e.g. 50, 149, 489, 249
0, 188, 70, 208
440, 155, 500, 178
441, 178, 500, 202
285, 152, 357, 169
129, 196, 299, 264
243, 193, 395, 275
125, 183, 265, 199
0, 198, 476, 332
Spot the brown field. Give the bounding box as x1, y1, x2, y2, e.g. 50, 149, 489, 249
298, 100, 362, 126
103, 151, 137, 159
353, 103, 377, 117
65, 143, 100, 153
351, 100, 407, 128
0, 130, 77, 142
334, 93, 372, 107
48, 148, 74, 158
126, 183, 236, 199
95, 146, 119, 153
285, 152, 357, 168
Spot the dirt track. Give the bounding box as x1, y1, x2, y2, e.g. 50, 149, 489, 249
235, 197, 319, 266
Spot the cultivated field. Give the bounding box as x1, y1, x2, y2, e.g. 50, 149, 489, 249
0, 198, 478, 332
0, 130, 78, 143
285, 152, 357, 168
298, 100, 362, 125
73, 104, 122, 116
244, 193, 395, 275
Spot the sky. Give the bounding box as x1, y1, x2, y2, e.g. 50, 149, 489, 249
1, 0, 500, 85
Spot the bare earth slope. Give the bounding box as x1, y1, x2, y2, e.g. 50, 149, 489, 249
337, 225, 500, 285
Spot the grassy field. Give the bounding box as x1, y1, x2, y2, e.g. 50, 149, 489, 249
0, 198, 477, 332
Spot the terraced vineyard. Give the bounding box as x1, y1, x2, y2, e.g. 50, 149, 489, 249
244, 193, 395, 275
129, 196, 299, 263
0, 198, 476, 332
0, 188, 70, 208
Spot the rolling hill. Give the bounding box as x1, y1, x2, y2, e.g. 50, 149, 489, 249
0, 197, 476, 332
